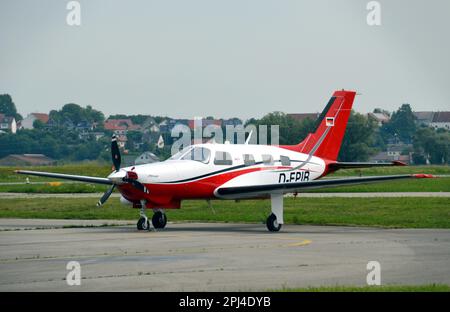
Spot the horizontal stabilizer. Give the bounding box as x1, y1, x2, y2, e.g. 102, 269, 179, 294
328, 160, 407, 171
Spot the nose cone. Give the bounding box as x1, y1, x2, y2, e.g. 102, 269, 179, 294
107, 170, 126, 184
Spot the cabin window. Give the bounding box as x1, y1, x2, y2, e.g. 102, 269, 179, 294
262, 154, 274, 165
181, 147, 211, 164
243, 154, 255, 166
214, 151, 233, 165
280, 155, 291, 166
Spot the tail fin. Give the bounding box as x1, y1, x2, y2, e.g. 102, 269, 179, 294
282, 90, 356, 161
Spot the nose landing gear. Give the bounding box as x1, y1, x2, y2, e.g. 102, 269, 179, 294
136, 201, 167, 231
137, 200, 151, 231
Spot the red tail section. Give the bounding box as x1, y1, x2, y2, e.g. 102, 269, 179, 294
281, 90, 356, 161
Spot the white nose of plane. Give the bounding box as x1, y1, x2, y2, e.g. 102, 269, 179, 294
107, 170, 127, 184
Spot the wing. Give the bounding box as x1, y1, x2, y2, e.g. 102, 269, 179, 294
328, 161, 407, 171
215, 174, 434, 199
15, 170, 113, 185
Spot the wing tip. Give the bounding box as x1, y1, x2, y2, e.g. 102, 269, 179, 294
412, 174, 435, 178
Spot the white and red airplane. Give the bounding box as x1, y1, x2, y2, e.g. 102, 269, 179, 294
16, 90, 433, 232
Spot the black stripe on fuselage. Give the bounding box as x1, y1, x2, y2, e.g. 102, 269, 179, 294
159, 159, 319, 184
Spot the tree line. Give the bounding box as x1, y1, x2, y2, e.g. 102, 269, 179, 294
0, 94, 449, 164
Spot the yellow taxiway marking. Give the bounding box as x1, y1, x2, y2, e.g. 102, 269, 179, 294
285, 239, 312, 247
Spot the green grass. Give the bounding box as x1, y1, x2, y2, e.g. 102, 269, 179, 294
274, 284, 450, 292
306, 177, 450, 193
328, 165, 450, 177
1, 197, 449, 228
0, 162, 111, 183
0, 183, 110, 193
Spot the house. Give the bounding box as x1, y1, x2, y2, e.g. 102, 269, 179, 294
134, 151, 160, 165
0, 154, 56, 166
413, 111, 450, 130
413, 111, 434, 126
140, 117, 160, 133
368, 112, 390, 126
104, 119, 140, 134
116, 134, 128, 149
430, 111, 450, 130
368, 152, 411, 164
222, 118, 243, 127
0, 114, 17, 134
288, 113, 320, 123
20, 113, 49, 129
188, 118, 222, 130
368, 144, 412, 164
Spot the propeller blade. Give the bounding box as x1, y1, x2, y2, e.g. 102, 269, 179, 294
122, 171, 150, 194
96, 184, 116, 207
130, 180, 150, 194
123, 178, 150, 194
111, 134, 121, 171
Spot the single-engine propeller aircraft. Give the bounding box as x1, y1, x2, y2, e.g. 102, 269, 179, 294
16, 90, 433, 232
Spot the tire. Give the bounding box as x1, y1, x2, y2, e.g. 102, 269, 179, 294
152, 211, 167, 229
266, 213, 282, 232
137, 217, 150, 230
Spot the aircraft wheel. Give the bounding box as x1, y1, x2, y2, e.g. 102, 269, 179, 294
152, 211, 167, 229
137, 217, 150, 231
266, 213, 282, 232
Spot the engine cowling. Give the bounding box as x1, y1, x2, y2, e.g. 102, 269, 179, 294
119, 195, 133, 206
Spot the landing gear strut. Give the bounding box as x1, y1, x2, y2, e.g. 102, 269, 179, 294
137, 200, 150, 231
266, 194, 283, 232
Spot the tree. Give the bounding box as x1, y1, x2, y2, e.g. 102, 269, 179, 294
381, 104, 416, 143
413, 127, 450, 164
338, 111, 378, 161
49, 103, 105, 126
33, 119, 45, 129
248, 112, 315, 145
373, 108, 390, 116
0, 94, 22, 120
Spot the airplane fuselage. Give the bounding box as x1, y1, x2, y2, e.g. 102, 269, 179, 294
112, 143, 326, 208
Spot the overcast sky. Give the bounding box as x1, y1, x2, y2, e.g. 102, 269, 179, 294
0, 0, 449, 120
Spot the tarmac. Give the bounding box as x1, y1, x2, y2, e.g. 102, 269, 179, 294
0, 219, 449, 291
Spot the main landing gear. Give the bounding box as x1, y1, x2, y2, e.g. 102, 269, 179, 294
136, 201, 167, 231
266, 194, 284, 232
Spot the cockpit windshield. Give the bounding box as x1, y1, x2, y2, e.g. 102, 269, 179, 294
168, 147, 192, 160
168, 147, 211, 164
181, 147, 211, 164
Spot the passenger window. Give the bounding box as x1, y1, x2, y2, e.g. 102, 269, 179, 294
280, 155, 291, 166
243, 154, 255, 166
262, 154, 274, 165
214, 151, 233, 165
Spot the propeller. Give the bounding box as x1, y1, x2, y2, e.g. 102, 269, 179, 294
97, 184, 116, 207
123, 172, 150, 195
96, 135, 149, 207
111, 134, 121, 171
